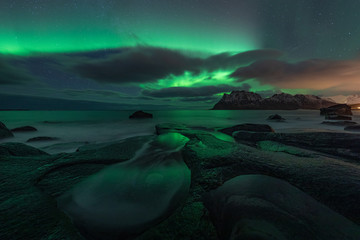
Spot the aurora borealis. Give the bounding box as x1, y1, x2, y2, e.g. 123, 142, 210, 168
1, 0, 360, 109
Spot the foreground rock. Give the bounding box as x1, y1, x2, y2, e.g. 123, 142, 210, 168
345, 125, 360, 132
204, 175, 360, 240
27, 136, 58, 142
0, 121, 13, 139
213, 91, 335, 110
233, 131, 360, 160
0, 136, 151, 240
129, 111, 153, 119
219, 124, 274, 136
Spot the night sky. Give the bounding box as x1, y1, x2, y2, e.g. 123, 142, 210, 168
1, 0, 360, 109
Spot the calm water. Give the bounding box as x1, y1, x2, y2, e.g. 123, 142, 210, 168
1, 110, 359, 154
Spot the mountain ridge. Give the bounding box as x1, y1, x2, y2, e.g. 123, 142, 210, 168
213, 91, 337, 110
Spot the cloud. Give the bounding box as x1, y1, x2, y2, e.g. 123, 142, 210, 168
142, 84, 251, 98
0, 56, 36, 85
73, 47, 282, 84
230, 58, 360, 92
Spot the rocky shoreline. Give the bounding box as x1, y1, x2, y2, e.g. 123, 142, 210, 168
1, 121, 360, 239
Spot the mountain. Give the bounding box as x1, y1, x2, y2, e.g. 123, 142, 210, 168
212, 91, 336, 110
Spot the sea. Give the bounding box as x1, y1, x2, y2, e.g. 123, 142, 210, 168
1, 109, 359, 154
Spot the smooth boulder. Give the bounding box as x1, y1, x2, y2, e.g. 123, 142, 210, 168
345, 124, 360, 132
27, 136, 58, 142
219, 124, 274, 136
129, 111, 153, 119
11, 126, 37, 132
0, 121, 13, 139
204, 175, 360, 240
267, 114, 285, 122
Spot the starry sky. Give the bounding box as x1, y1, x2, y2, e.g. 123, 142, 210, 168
1, 0, 360, 109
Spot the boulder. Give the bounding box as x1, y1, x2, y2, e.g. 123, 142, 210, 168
233, 131, 360, 160
204, 175, 360, 240
0, 121, 13, 139
325, 114, 352, 120
11, 126, 37, 132
267, 114, 285, 121
27, 136, 58, 142
322, 121, 357, 126
129, 111, 153, 119
219, 124, 274, 136
345, 125, 360, 132
320, 104, 352, 116
0, 142, 49, 157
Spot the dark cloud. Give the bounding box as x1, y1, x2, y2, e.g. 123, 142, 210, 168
179, 96, 219, 102
73, 47, 282, 84
0, 56, 36, 85
230, 58, 360, 92
142, 84, 250, 98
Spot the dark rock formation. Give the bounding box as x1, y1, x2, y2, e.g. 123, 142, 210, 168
0, 121, 13, 139
213, 91, 335, 110
204, 175, 360, 240
219, 124, 274, 136
267, 114, 285, 121
320, 104, 352, 116
345, 125, 360, 132
129, 110, 153, 119
11, 126, 37, 132
325, 115, 352, 120
233, 131, 360, 160
26, 136, 59, 142
322, 121, 357, 126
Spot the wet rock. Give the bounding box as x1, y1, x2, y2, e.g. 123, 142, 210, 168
257, 140, 316, 158
204, 175, 360, 240
320, 104, 352, 116
11, 126, 37, 132
267, 114, 286, 121
325, 114, 352, 120
129, 111, 153, 119
345, 124, 360, 132
219, 124, 274, 136
0, 142, 49, 157
233, 131, 360, 160
322, 121, 357, 126
26, 136, 59, 142
0, 121, 13, 139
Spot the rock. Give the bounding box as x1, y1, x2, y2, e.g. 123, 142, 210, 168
213, 91, 335, 110
257, 140, 316, 158
325, 114, 352, 120
0, 142, 49, 157
0, 121, 13, 139
26, 136, 58, 142
1, 136, 153, 239
233, 131, 360, 160
219, 124, 274, 136
11, 126, 37, 132
57, 133, 190, 240
322, 121, 358, 126
320, 104, 352, 116
204, 175, 360, 240
129, 110, 153, 119
345, 125, 360, 132
267, 114, 285, 121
